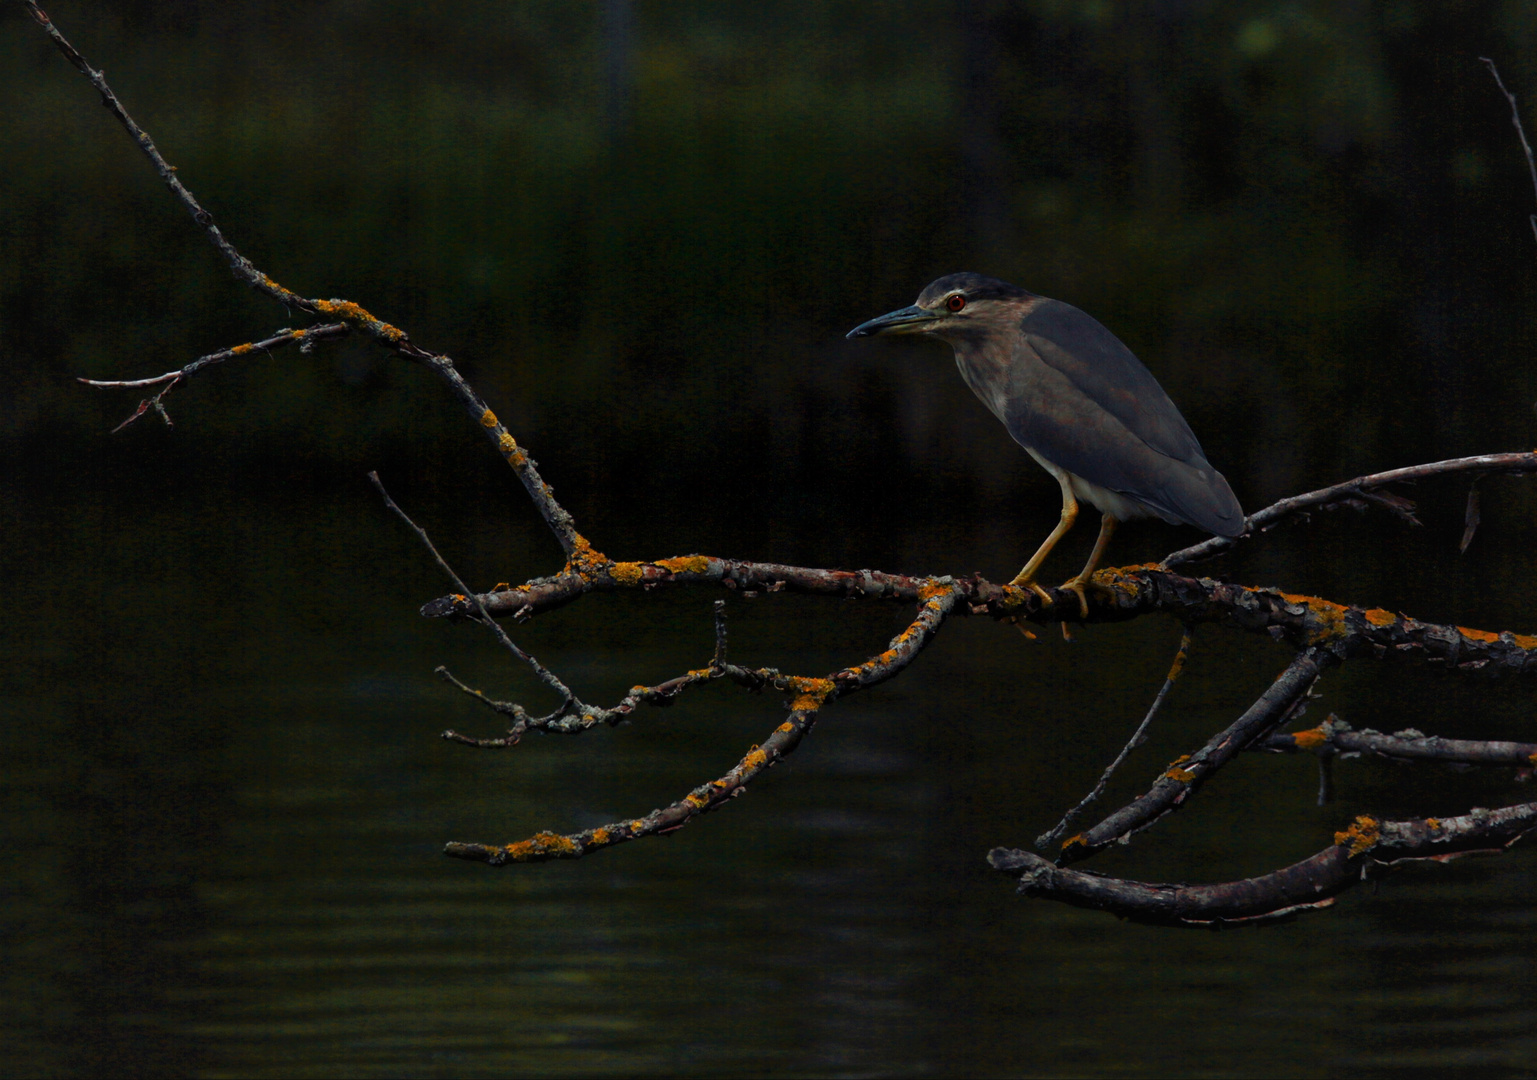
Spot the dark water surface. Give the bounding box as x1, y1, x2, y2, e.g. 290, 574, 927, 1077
6, 470, 1537, 1077
6, 2, 1537, 1075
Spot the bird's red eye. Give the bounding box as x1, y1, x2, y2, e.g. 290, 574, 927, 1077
946, 294, 966, 312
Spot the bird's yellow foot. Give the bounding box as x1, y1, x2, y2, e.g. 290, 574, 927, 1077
1009, 574, 1054, 606
1059, 573, 1113, 618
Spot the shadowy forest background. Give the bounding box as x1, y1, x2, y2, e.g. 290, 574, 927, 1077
5, 1, 1537, 1076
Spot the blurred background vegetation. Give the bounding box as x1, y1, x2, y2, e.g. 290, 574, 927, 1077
6, 2, 1537, 1076
6, 0, 1536, 561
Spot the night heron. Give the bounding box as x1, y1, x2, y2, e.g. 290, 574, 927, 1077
848, 273, 1244, 614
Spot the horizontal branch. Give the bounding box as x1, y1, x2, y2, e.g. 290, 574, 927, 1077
423, 558, 1537, 679
991, 800, 1537, 927
1259, 715, 1537, 768
1164, 451, 1537, 568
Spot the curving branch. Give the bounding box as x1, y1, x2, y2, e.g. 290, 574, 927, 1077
990, 801, 1537, 927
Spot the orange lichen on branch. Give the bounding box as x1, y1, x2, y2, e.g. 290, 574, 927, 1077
1060, 833, 1087, 853
1279, 593, 1349, 644
784, 676, 835, 712
497, 432, 518, 455
610, 561, 644, 586
1290, 726, 1329, 750
656, 555, 711, 576
918, 578, 956, 602
479, 408, 498, 428
1363, 608, 1398, 628
231, 342, 255, 356
743, 747, 769, 771
500, 831, 580, 861
590, 827, 612, 845
563, 535, 609, 578
1334, 815, 1381, 855
312, 297, 406, 343
1162, 754, 1195, 782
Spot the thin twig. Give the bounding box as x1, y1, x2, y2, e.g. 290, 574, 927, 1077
367, 471, 577, 713
1481, 57, 1537, 246
1036, 626, 1194, 850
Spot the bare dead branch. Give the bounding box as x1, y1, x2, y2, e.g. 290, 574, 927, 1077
1163, 451, 1537, 568
26, 1, 584, 556
78, 323, 350, 431
31, 2, 1537, 916
1056, 649, 1328, 865
992, 801, 1537, 927
444, 586, 963, 862
1258, 715, 1537, 768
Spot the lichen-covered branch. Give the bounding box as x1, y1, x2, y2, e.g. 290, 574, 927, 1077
1056, 649, 1328, 865
25, 0, 582, 556
990, 801, 1537, 927
1259, 715, 1537, 768
444, 587, 962, 863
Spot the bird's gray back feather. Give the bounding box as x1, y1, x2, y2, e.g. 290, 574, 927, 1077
960, 299, 1244, 538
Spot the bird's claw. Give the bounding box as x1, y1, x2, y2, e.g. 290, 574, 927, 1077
1059, 573, 1113, 619
1010, 576, 1054, 607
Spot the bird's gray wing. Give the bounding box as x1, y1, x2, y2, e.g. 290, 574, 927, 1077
1003, 299, 1244, 536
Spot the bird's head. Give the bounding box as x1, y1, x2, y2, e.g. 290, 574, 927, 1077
846, 273, 1033, 342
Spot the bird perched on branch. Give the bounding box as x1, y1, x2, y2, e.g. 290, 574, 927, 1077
849, 273, 1244, 614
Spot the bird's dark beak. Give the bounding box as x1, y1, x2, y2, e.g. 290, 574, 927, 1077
846, 305, 939, 339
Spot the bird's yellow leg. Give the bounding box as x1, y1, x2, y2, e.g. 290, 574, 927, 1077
1010, 475, 1079, 604
1061, 513, 1118, 618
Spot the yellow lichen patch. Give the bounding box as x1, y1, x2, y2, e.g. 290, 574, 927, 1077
1291, 727, 1329, 749
502, 831, 579, 860
1060, 834, 1087, 853
1425, 818, 1441, 830
498, 432, 518, 454
1512, 633, 1537, 650
610, 561, 644, 586
508, 451, 527, 467
231, 342, 254, 355
1334, 815, 1381, 855
1457, 626, 1500, 644
918, 579, 953, 602
685, 789, 712, 809
1164, 767, 1196, 783
630, 820, 645, 832
785, 676, 835, 713
1279, 592, 1349, 643
590, 827, 611, 845
1529, 750, 1537, 766
1363, 608, 1398, 628
657, 555, 712, 575
564, 535, 609, 577
743, 748, 769, 770
311, 298, 406, 341
776, 721, 796, 733
480, 408, 498, 428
